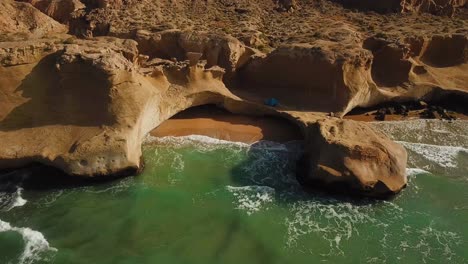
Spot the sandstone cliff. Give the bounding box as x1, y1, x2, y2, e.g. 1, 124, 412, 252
0, 35, 407, 197
1, 0, 467, 197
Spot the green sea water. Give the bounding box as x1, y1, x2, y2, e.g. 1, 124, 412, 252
0, 120, 467, 264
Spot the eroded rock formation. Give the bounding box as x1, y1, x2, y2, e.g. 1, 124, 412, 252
0, 34, 408, 197
0, 0, 67, 38
16, 0, 85, 23
401, 0, 467, 16
298, 118, 407, 197
335, 0, 467, 16
2, 0, 467, 197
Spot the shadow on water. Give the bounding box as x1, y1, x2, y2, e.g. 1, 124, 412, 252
0, 164, 134, 193
229, 141, 383, 207
213, 216, 275, 264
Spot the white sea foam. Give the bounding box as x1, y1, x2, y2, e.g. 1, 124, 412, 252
372, 119, 468, 148
145, 134, 303, 152
406, 168, 430, 177
10, 187, 27, 210
226, 185, 275, 215
146, 126, 464, 262
0, 219, 57, 264
285, 199, 380, 255
284, 198, 462, 262
144, 134, 251, 148
0, 187, 27, 211
398, 141, 467, 168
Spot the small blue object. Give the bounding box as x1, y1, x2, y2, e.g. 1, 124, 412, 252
264, 98, 279, 107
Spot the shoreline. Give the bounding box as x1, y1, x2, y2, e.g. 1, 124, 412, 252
150, 105, 303, 144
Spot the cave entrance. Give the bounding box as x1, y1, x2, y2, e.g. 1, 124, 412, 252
150, 104, 303, 143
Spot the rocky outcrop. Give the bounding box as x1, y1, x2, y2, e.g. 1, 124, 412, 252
237, 41, 378, 114
16, 0, 85, 23
363, 34, 468, 104
4, 0, 467, 198
401, 0, 467, 16
134, 30, 259, 76
0, 37, 144, 176
0, 35, 408, 197
233, 31, 467, 117
334, 0, 402, 13
81, 0, 123, 9
335, 0, 467, 15
0, 35, 250, 177
275, 0, 297, 11
0, 0, 67, 38
298, 118, 407, 197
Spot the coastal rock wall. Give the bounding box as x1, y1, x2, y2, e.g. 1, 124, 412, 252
0, 36, 248, 177
237, 42, 379, 114
0, 36, 408, 197
9, 0, 465, 115
364, 34, 468, 104
0, 37, 148, 176
7, 0, 468, 197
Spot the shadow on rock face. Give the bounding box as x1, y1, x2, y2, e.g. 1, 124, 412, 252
0, 53, 115, 131
330, 0, 402, 13
420, 34, 467, 68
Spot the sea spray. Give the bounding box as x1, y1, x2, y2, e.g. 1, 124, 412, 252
371, 119, 468, 148
1, 187, 27, 211
9, 187, 27, 210
0, 126, 465, 263
398, 141, 467, 168
145, 134, 465, 262
226, 185, 275, 215
373, 120, 468, 179
0, 219, 56, 264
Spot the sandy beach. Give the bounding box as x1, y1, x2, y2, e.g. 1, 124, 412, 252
150, 105, 303, 143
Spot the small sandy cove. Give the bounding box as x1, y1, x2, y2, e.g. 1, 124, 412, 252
150, 105, 302, 144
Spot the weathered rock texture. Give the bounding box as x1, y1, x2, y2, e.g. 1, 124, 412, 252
298, 118, 408, 197
2, 0, 467, 197
0, 0, 67, 38
0, 34, 409, 196
401, 0, 467, 16
16, 0, 85, 23
335, 0, 467, 15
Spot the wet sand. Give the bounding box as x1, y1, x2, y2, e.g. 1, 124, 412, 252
150, 105, 303, 143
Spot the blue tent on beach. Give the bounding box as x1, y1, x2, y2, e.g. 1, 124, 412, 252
264, 98, 279, 107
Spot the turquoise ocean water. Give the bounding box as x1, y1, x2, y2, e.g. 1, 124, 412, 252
0, 120, 467, 264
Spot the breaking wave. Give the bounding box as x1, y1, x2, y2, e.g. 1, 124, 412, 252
226, 185, 275, 215
0, 187, 27, 211
398, 141, 468, 169
145, 133, 465, 262
371, 119, 468, 148
0, 219, 56, 264
372, 119, 468, 179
